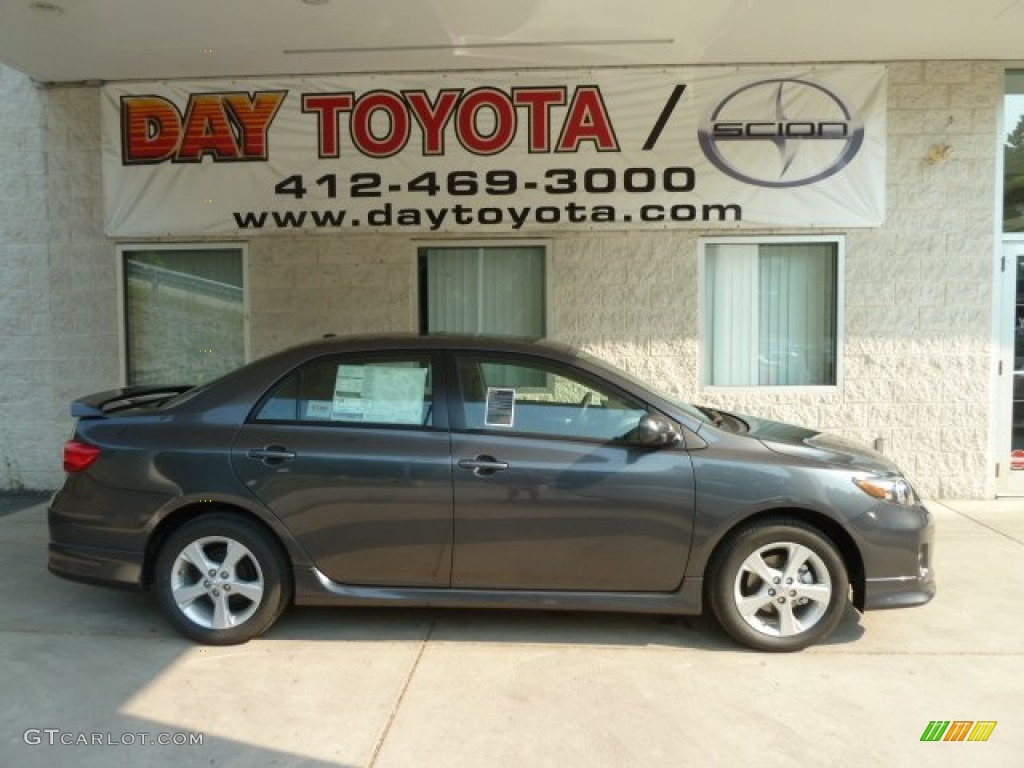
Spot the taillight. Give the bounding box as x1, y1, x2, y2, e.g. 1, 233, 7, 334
63, 440, 101, 472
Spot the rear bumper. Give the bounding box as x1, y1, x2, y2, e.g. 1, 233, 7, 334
48, 541, 144, 590
47, 483, 158, 590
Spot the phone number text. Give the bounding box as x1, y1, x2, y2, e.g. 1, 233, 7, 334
273, 167, 697, 199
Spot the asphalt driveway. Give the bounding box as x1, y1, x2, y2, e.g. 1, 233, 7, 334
1, 498, 1021, 767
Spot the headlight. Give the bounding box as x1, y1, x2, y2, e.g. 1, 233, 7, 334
853, 475, 920, 506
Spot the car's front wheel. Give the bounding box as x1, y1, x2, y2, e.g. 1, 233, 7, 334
709, 520, 849, 652
154, 514, 291, 644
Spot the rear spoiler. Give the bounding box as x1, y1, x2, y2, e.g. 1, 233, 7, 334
70, 385, 193, 418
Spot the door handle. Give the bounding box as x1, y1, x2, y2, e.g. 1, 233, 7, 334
457, 455, 509, 476
248, 445, 296, 464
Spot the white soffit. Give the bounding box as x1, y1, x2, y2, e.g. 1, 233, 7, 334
1, 0, 1022, 84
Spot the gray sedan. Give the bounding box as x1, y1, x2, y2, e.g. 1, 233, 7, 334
48, 335, 934, 651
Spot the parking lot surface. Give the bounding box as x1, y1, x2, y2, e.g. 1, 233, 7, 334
2, 498, 1022, 767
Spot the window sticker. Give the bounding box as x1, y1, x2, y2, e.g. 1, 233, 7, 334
333, 365, 428, 425
485, 387, 516, 427
304, 400, 333, 420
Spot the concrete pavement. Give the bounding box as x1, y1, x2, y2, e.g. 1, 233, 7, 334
2, 498, 1022, 767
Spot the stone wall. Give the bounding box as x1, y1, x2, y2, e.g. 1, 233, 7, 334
247, 237, 416, 358
0, 66, 117, 490
0, 62, 1001, 497
556, 63, 1001, 498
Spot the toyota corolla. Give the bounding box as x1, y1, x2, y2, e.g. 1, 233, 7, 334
48, 335, 934, 651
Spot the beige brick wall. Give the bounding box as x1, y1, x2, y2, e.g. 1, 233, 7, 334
556, 63, 1001, 498
0, 67, 117, 490
247, 237, 416, 358
0, 62, 1002, 497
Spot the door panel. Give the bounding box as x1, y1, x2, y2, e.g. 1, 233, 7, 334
231, 351, 453, 586
448, 352, 695, 592
232, 424, 453, 586
451, 434, 695, 591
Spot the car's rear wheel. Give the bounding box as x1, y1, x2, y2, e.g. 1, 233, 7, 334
154, 514, 291, 644
709, 520, 849, 652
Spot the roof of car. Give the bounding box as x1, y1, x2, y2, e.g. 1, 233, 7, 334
287, 333, 585, 359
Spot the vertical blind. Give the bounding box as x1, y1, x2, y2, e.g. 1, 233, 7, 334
706, 242, 837, 386
422, 246, 545, 337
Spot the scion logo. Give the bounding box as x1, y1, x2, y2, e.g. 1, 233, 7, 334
698, 78, 864, 188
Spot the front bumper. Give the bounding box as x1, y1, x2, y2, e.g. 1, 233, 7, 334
864, 572, 936, 609
857, 500, 936, 611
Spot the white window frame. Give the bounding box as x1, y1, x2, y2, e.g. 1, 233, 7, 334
414, 239, 553, 339
115, 242, 250, 387
698, 234, 845, 393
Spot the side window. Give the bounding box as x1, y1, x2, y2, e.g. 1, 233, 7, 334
457, 356, 647, 441
256, 356, 434, 427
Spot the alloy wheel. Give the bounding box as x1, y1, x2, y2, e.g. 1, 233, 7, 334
169, 535, 265, 630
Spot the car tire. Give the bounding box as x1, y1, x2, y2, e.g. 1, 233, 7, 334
708, 519, 849, 652
154, 514, 292, 645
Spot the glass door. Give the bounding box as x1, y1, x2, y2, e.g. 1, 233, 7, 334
999, 239, 1024, 495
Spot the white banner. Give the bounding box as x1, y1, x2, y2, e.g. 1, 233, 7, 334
101, 65, 886, 237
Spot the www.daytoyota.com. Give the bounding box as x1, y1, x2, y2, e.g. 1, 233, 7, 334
233, 201, 743, 231
233, 167, 742, 230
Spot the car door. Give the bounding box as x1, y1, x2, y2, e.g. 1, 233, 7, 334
448, 352, 696, 592
231, 351, 453, 587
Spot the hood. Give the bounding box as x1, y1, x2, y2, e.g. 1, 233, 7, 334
738, 414, 901, 473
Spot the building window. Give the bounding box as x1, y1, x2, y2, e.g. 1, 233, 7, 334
121, 245, 246, 386
1005, 70, 1024, 232
703, 238, 840, 387
418, 245, 546, 337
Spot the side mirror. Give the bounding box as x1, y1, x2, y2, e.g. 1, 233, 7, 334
634, 414, 682, 448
